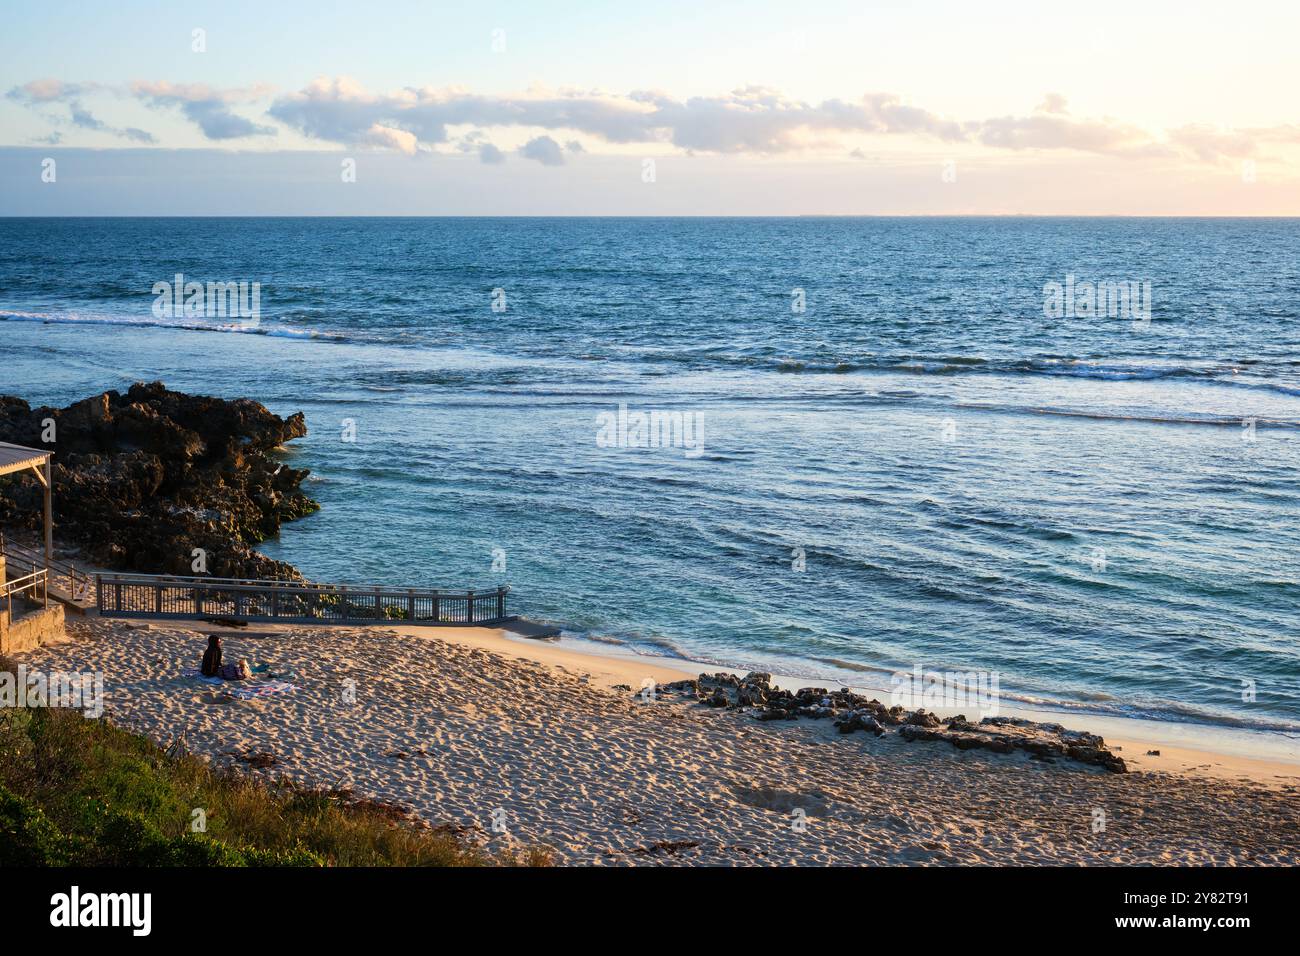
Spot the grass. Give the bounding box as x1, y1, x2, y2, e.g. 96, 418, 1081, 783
0, 655, 551, 867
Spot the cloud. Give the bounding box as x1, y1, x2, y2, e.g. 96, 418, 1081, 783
15, 74, 1300, 168
266, 79, 959, 155
974, 113, 1150, 154
1169, 121, 1300, 164
265, 76, 393, 144
455, 129, 506, 164
361, 123, 418, 154
636, 87, 852, 152
266, 76, 657, 149
519, 134, 565, 165
268, 79, 1158, 160
66, 103, 153, 142
7, 79, 102, 103
1037, 93, 1069, 115
7, 78, 156, 143
131, 81, 275, 139
620, 86, 960, 152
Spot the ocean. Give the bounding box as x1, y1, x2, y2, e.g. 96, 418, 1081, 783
2, 216, 1299, 736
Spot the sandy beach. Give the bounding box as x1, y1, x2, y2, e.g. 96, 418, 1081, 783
18, 616, 1300, 866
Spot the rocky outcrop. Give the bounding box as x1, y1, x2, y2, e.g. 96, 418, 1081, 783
898, 717, 1128, 772
0, 382, 317, 579
657, 671, 1127, 773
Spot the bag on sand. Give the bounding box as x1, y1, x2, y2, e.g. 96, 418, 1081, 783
221, 659, 252, 681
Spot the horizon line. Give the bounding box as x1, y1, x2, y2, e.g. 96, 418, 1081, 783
4, 214, 1300, 220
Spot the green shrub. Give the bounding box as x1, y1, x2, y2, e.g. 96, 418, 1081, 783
0, 784, 69, 866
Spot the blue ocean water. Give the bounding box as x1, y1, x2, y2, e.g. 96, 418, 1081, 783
2, 216, 1299, 734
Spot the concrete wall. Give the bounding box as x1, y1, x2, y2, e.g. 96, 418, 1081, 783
0, 603, 66, 655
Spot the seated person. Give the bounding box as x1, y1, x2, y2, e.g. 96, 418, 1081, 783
201, 635, 222, 677
201, 635, 253, 680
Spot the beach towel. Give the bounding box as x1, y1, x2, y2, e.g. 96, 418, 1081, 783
252, 663, 298, 680
183, 669, 297, 700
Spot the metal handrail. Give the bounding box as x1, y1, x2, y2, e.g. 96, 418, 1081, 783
94, 572, 506, 595
95, 572, 510, 627
0, 568, 48, 595
1, 566, 48, 618
0, 536, 92, 602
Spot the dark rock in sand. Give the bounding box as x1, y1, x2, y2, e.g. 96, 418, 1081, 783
660, 679, 699, 694
675, 670, 1128, 773
0, 382, 318, 579
737, 671, 771, 706
898, 724, 943, 743
704, 689, 730, 708
905, 708, 943, 728
894, 717, 1127, 772
834, 710, 886, 736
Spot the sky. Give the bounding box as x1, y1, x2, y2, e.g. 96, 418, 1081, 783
2, 0, 1298, 214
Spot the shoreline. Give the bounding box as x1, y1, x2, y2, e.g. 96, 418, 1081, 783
412, 622, 1300, 786
541, 627, 1300, 741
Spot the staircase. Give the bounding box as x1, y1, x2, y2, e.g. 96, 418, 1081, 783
0, 535, 95, 614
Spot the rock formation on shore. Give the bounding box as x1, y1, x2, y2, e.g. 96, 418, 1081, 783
0, 382, 317, 580
659, 672, 1128, 773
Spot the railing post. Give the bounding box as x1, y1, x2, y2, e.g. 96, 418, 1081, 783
496, 585, 505, 621
432, 590, 440, 623
341, 585, 348, 622
194, 581, 202, 617
407, 588, 415, 622
271, 587, 279, 620
467, 589, 475, 624
96, 574, 103, 614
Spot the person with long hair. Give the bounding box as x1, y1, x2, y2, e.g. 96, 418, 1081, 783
200, 634, 222, 677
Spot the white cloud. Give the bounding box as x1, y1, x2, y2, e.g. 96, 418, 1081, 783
264, 78, 1171, 160
131, 81, 275, 139
361, 123, 418, 154
974, 113, 1151, 154
6, 78, 155, 143
8, 79, 103, 103
11, 74, 1300, 169
1037, 93, 1069, 115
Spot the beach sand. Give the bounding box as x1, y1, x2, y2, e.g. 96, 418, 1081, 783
19, 616, 1300, 865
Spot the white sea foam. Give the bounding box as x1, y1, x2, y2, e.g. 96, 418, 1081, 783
0, 309, 345, 341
